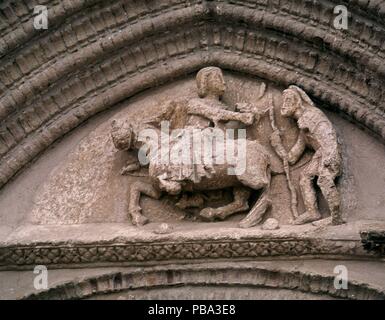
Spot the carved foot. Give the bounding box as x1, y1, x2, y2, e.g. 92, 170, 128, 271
132, 214, 149, 226
130, 209, 149, 226
311, 215, 345, 227
199, 208, 217, 221
293, 211, 321, 225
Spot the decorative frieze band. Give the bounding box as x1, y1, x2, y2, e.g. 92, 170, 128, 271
0, 237, 372, 269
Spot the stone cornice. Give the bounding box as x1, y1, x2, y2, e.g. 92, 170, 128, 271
1, 222, 384, 269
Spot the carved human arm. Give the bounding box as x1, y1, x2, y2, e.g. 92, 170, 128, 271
235, 102, 269, 124
186, 103, 254, 125
287, 131, 306, 165
270, 130, 306, 164
144, 100, 177, 127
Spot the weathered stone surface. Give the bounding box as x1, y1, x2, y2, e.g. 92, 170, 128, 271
153, 223, 174, 235
0, 0, 385, 300
262, 218, 279, 230
0, 1, 385, 189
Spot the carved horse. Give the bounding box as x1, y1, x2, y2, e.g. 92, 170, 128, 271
111, 119, 272, 228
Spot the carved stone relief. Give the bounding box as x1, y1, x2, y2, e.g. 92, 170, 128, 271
1, 0, 385, 301
27, 68, 383, 232
1, 68, 385, 300
109, 67, 343, 228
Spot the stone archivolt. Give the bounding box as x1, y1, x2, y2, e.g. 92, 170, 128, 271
23, 264, 385, 300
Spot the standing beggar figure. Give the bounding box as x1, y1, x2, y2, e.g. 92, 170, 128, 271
270, 85, 343, 225
111, 67, 274, 227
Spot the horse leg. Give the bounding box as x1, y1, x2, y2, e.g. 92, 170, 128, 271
237, 160, 272, 228
158, 175, 182, 195
176, 193, 205, 209
199, 187, 250, 221
239, 186, 271, 228
128, 181, 161, 226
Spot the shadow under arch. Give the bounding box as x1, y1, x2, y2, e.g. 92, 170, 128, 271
24, 263, 385, 300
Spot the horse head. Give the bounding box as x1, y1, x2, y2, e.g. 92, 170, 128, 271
111, 119, 135, 151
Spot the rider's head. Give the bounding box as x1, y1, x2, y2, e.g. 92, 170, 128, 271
281, 85, 314, 118
111, 119, 134, 151
196, 67, 226, 99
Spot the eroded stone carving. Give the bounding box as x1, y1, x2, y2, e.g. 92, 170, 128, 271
112, 67, 272, 228
111, 67, 343, 228
271, 85, 343, 225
